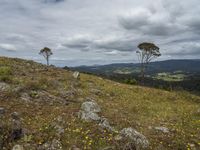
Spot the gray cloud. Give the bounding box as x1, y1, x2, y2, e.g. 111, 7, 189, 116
0, 0, 200, 66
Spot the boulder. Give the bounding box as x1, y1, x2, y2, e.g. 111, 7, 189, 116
79, 111, 101, 121
120, 127, 149, 149
78, 101, 101, 121
81, 101, 101, 113
73, 71, 80, 79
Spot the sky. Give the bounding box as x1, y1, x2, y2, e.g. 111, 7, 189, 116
0, 0, 200, 66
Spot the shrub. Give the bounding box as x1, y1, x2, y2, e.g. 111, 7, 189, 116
0, 66, 12, 83
124, 78, 137, 85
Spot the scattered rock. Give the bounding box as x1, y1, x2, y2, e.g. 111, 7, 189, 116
12, 145, 24, 150
78, 101, 101, 121
41, 139, 62, 150
114, 135, 123, 141
79, 111, 101, 121
11, 112, 20, 120
0, 82, 10, 91
154, 127, 169, 133
99, 117, 115, 131
11, 112, 23, 140
20, 93, 31, 103
81, 101, 101, 113
0, 107, 5, 115
90, 89, 102, 95
73, 71, 80, 79
51, 139, 63, 150
120, 127, 149, 149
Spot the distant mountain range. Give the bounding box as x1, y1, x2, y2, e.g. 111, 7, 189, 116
70, 59, 200, 75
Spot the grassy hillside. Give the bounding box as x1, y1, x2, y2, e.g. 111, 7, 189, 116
0, 57, 200, 150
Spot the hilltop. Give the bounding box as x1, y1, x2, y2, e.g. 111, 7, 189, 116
0, 57, 200, 150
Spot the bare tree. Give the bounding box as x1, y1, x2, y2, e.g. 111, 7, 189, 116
136, 42, 161, 82
39, 47, 53, 66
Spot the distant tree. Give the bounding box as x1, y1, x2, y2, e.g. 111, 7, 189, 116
39, 47, 53, 66
136, 42, 161, 82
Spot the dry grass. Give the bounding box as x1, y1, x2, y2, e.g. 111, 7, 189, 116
0, 56, 199, 149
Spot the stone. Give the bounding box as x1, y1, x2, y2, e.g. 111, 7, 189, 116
12, 145, 24, 150
78, 101, 102, 121
99, 117, 115, 131
90, 89, 102, 95
114, 135, 123, 141
73, 71, 80, 79
0, 107, 5, 115
154, 127, 169, 133
51, 139, 63, 150
11, 112, 23, 140
78, 111, 101, 121
0, 82, 10, 91
11, 112, 20, 120
81, 101, 101, 113
120, 127, 149, 149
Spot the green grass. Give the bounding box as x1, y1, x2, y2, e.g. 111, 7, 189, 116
154, 72, 187, 81
0, 57, 199, 149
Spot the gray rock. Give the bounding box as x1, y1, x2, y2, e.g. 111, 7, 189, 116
11, 112, 23, 140
73, 71, 80, 79
40, 139, 63, 150
120, 127, 149, 149
54, 124, 65, 135
90, 89, 102, 95
0, 107, 5, 115
11, 112, 20, 120
12, 145, 24, 150
78, 111, 101, 121
78, 101, 102, 121
99, 117, 115, 131
50, 139, 63, 150
81, 101, 101, 113
154, 127, 169, 133
0, 82, 10, 91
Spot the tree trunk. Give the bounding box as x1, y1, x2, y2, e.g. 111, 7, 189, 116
46, 56, 49, 66
141, 63, 145, 84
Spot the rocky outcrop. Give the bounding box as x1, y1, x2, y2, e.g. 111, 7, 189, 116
78, 100, 149, 149
78, 101, 101, 121
120, 127, 149, 149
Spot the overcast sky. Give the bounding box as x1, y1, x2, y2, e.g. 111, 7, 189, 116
0, 0, 200, 66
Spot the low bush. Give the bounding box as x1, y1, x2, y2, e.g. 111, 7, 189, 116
0, 66, 12, 83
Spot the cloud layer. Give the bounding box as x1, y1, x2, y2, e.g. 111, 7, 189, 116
0, 0, 200, 66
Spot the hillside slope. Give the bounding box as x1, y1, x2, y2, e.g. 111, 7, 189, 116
71, 59, 200, 75
0, 57, 200, 150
